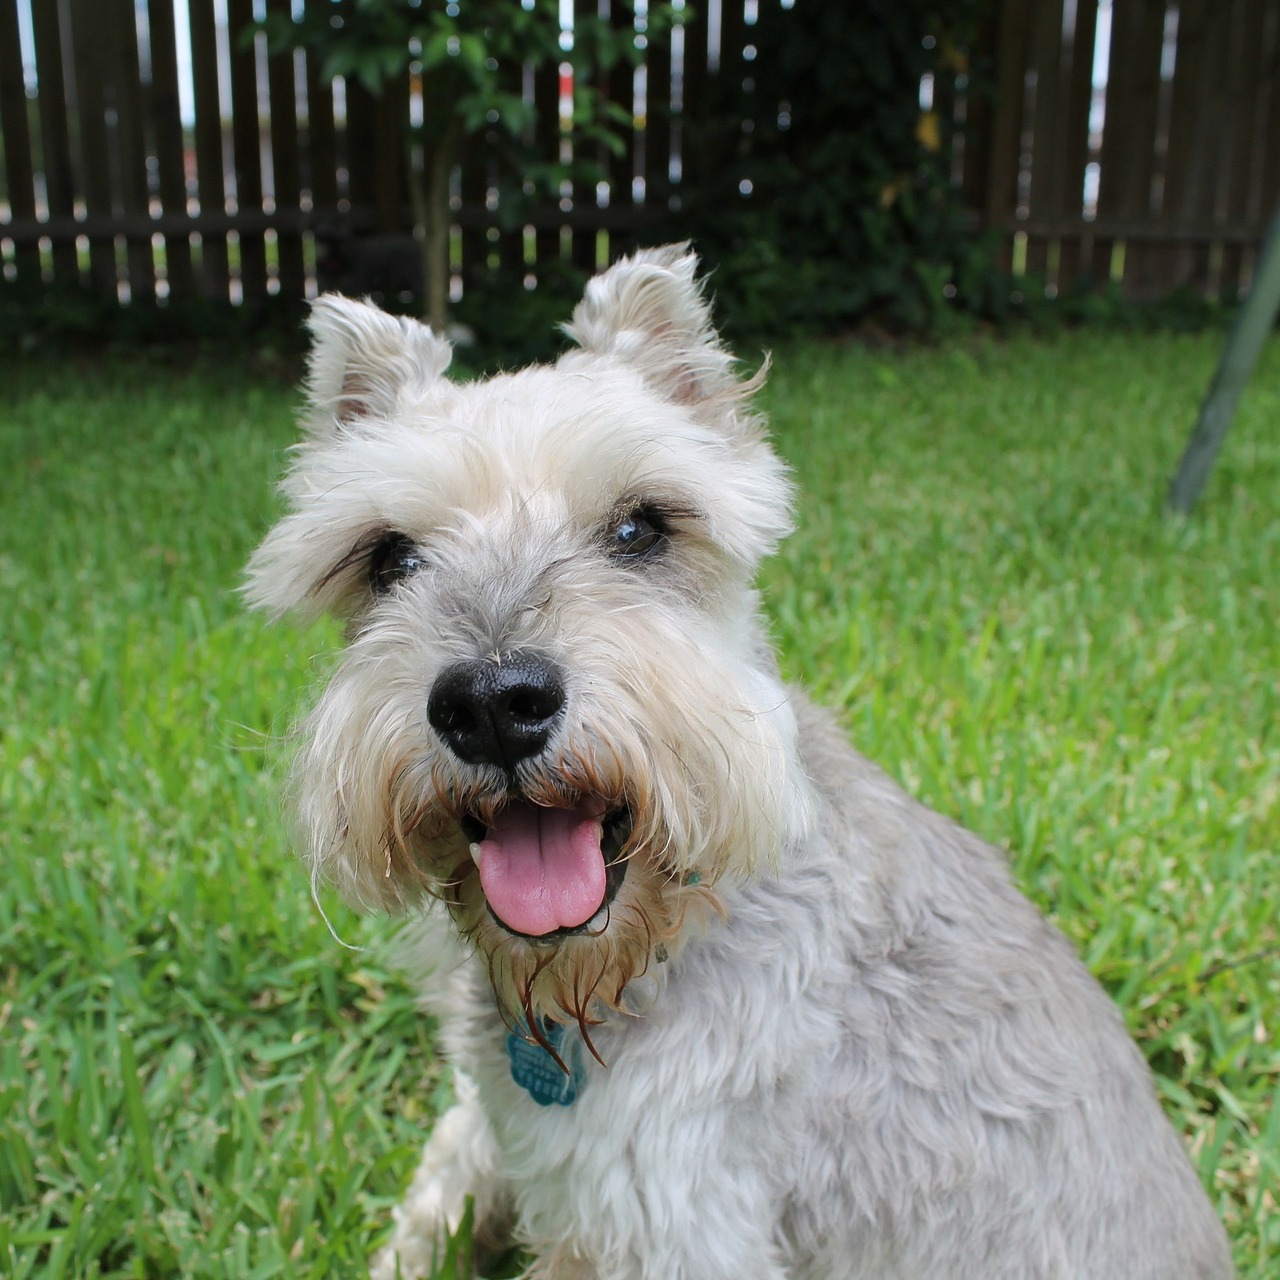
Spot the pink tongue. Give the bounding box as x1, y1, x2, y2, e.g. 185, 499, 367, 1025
477, 802, 607, 937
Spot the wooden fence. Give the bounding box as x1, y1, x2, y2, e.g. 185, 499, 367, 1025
0, 0, 749, 306
1, 0, 1278, 309
975, 0, 1280, 300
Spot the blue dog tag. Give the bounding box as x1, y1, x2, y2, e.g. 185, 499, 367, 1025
506, 1018, 585, 1107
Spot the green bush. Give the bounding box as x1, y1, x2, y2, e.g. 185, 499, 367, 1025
664, 0, 1005, 337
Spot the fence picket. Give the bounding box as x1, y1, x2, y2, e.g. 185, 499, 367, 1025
344, 80, 378, 232
1186, 0, 1234, 296
984, 0, 1033, 275
68, 0, 118, 294
1055, 0, 1099, 287
605, 1, 641, 259
0, 0, 40, 285
227, 0, 267, 300
459, 93, 490, 287
149, 0, 196, 299
304, 44, 338, 218
265, 0, 305, 299
30, 0, 79, 286
1217, 0, 1268, 297
189, 0, 230, 299
110, 0, 156, 301
1091, 0, 1165, 295
643, 0, 673, 239
495, 52, 527, 277
1022, 0, 1069, 283
531, 57, 563, 275
1257, 6, 1280, 230
1160, 0, 1212, 292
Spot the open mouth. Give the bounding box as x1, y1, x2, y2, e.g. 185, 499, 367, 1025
462, 801, 632, 943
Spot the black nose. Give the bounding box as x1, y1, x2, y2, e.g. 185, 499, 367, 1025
427, 652, 566, 767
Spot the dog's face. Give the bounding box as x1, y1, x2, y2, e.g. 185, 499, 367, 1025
247, 247, 810, 1029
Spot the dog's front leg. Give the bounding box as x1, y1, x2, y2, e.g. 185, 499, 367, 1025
522, 1241, 791, 1280
371, 1071, 510, 1280
519, 1172, 795, 1280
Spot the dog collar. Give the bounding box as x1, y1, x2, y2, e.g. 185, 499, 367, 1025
506, 1018, 585, 1106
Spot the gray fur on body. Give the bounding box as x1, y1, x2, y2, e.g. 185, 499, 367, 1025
412, 694, 1231, 1280
244, 245, 1232, 1279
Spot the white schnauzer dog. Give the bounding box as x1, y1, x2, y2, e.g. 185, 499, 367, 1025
246, 246, 1233, 1279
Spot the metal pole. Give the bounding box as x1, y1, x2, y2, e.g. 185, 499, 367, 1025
1168, 200, 1280, 515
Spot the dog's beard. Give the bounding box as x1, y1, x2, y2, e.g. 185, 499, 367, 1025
292, 645, 807, 1039
387, 758, 721, 1041
446, 853, 696, 1047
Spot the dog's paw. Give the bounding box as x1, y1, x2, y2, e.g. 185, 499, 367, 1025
371, 1155, 477, 1280
370, 1079, 508, 1280
520, 1248, 599, 1280
369, 1211, 443, 1279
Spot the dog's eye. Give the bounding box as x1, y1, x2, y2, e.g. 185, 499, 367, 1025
368, 531, 427, 593
609, 508, 667, 561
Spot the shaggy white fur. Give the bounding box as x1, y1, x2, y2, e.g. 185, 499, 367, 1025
246, 247, 1233, 1279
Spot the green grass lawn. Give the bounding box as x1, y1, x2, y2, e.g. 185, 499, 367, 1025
1, 330, 1277, 1277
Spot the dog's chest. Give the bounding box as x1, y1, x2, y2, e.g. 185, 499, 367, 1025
469, 932, 836, 1250
488, 1015, 801, 1255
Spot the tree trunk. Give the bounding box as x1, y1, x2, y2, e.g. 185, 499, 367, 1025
410, 120, 461, 333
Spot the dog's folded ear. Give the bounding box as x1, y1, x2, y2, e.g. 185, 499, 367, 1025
563, 244, 761, 420
303, 295, 452, 437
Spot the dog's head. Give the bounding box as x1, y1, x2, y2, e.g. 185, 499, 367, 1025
246, 246, 811, 1029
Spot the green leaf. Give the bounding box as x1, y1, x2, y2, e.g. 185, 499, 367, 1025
457, 33, 488, 73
